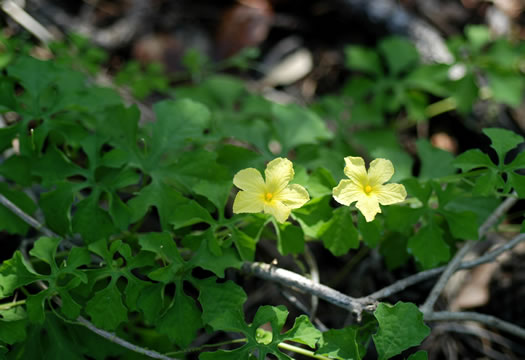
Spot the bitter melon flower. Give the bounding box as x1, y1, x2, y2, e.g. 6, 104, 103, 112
333, 156, 406, 222
233, 158, 310, 223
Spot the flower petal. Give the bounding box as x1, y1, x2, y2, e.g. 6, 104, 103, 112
367, 158, 394, 186
233, 191, 264, 214
356, 196, 381, 222
233, 168, 265, 192
278, 184, 310, 209
264, 201, 291, 224
333, 179, 366, 206
265, 157, 294, 193
376, 183, 407, 205
343, 157, 368, 185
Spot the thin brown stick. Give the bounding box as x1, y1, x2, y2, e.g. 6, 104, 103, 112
426, 311, 525, 340
420, 194, 518, 314
368, 232, 525, 300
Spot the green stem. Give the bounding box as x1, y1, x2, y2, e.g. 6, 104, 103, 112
277, 342, 331, 359
425, 97, 457, 118
0, 299, 25, 310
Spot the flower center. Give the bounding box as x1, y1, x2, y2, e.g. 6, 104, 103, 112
265, 192, 273, 201
364, 185, 373, 194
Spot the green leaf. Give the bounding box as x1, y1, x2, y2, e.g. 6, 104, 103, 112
408, 350, 428, 360
138, 232, 184, 264
196, 277, 247, 332
40, 182, 75, 236
58, 290, 81, 320
7, 56, 60, 97
505, 152, 525, 171
232, 228, 257, 261
385, 206, 423, 235
319, 207, 359, 256
407, 223, 449, 269
453, 149, 495, 172
272, 103, 332, 154
373, 302, 430, 360
487, 71, 524, 107
31, 146, 84, 186
129, 182, 213, 231
169, 150, 232, 212
0, 308, 27, 344
483, 128, 524, 163
358, 213, 382, 248
472, 170, 503, 196
26, 290, 49, 324
0, 155, 31, 186
450, 73, 478, 114
157, 287, 202, 348
282, 315, 321, 348
189, 234, 242, 277
29, 237, 60, 268
149, 99, 210, 161
465, 25, 491, 51
72, 193, 116, 244
293, 196, 333, 238
445, 196, 499, 226
0, 183, 37, 235
0, 252, 40, 296
315, 326, 361, 360
277, 223, 305, 256
378, 36, 419, 75
508, 172, 525, 198
417, 139, 456, 180
200, 348, 250, 360
137, 283, 165, 323
440, 210, 479, 240
85, 283, 128, 331
344, 45, 382, 75
380, 234, 410, 270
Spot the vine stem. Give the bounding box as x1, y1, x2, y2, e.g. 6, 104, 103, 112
0, 299, 26, 310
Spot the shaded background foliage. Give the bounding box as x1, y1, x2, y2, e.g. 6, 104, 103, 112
1, 0, 525, 359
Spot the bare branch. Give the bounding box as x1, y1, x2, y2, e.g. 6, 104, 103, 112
1, 0, 55, 43
0, 192, 58, 238
242, 262, 378, 319
420, 194, 518, 314
368, 232, 525, 300
426, 311, 525, 340
77, 317, 179, 360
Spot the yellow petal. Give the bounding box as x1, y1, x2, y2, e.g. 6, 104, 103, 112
376, 183, 407, 205
233, 168, 265, 192
332, 179, 366, 206
343, 157, 368, 185
233, 191, 264, 214
356, 196, 381, 222
367, 158, 394, 186
265, 157, 294, 193
264, 201, 291, 223
278, 184, 310, 209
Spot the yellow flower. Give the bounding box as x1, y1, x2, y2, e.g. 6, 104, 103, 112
232, 158, 310, 223
332, 156, 407, 222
